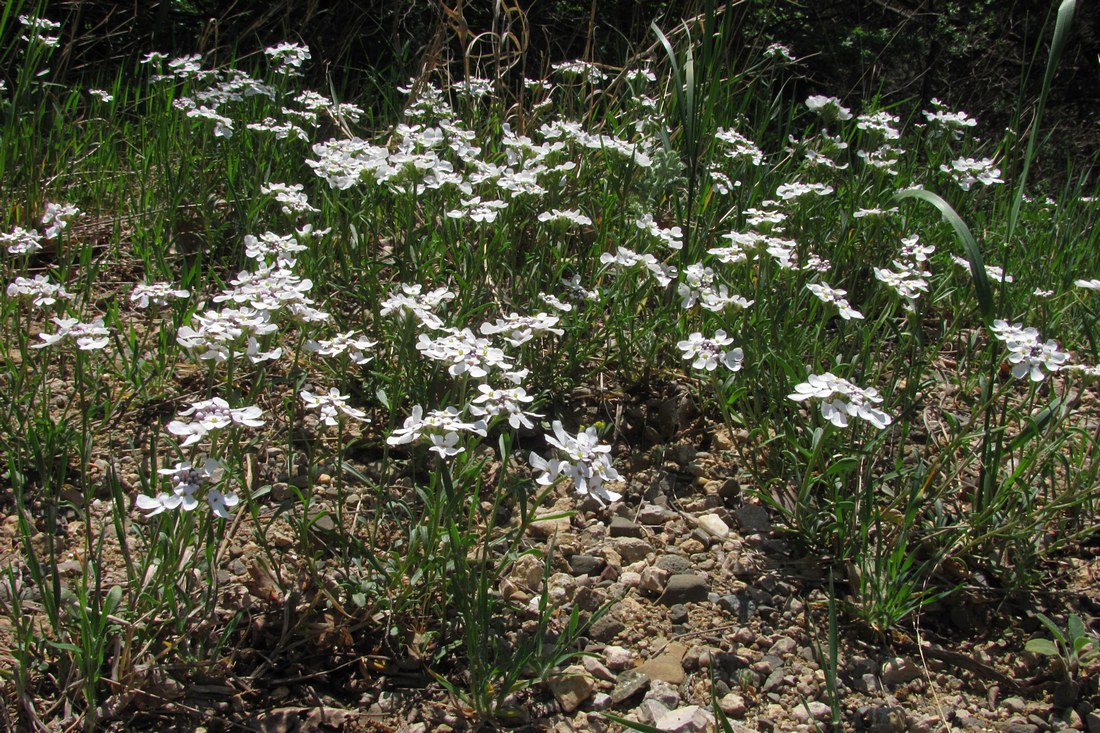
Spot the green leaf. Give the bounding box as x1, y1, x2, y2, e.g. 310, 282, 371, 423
1025, 638, 1060, 656
1068, 613, 1087, 643
896, 188, 992, 323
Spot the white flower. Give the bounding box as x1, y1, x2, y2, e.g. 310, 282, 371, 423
537, 209, 592, 226
131, 282, 190, 309
805, 95, 852, 121
167, 397, 265, 447
992, 321, 1069, 382
306, 331, 377, 364
0, 226, 44, 255
300, 388, 368, 426
136, 457, 233, 518
806, 282, 863, 320
950, 255, 1012, 283
677, 331, 744, 372
33, 317, 111, 351
789, 373, 892, 428
469, 384, 541, 430
386, 405, 486, 457
940, 157, 1003, 190
530, 421, 622, 504
7, 275, 74, 307
88, 89, 114, 103
1074, 279, 1100, 291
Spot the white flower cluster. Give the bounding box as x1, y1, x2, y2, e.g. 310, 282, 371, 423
805, 95, 852, 121
33, 317, 111, 351
677, 331, 745, 373
990, 321, 1069, 382
530, 421, 622, 504
940, 157, 1003, 190
806, 282, 863, 320
137, 457, 238, 519
789, 373, 892, 429
168, 397, 265, 447
874, 234, 932, 309
7, 274, 74, 308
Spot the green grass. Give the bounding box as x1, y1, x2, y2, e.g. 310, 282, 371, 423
0, 1, 1098, 728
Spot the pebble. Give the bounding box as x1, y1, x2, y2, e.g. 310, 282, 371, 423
640, 566, 670, 595
610, 669, 651, 704
668, 604, 689, 624
614, 537, 652, 563
603, 645, 635, 671
588, 615, 625, 643
609, 516, 644, 538
767, 636, 798, 656
645, 679, 681, 707
655, 553, 693, 575
659, 574, 709, 605
695, 513, 730, 539
569, 553, 604, 576
638, 699, 672, 725
719, 692, 747, 717
792, 700, 832, 723
583, 655, 616, 682
547, 665, 594, 713
529, 513, 571, 539
882, 656, 922, 686
638, 504, 673, 525
654, 705, 715, 733
637, 643, 687, 684
735, 504, 771, 534
1001, 696, 1027, 714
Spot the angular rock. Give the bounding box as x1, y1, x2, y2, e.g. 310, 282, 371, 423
695, 513, 730, 539
610, 669, 650, 704
588, 615, 625, 643
640, 566, 670, 596
792, 701, 832, 723
659, 575, 709, 605
735, 504, 771, 534
547, 665, 594, 713
638, 699, 673, 725
529, 513, 571, 539
767, 636, 798, 657
655, 705, 715, 733
582, 655, 616, 682
881, 656, 921, 686
609, 516, 644, 538
604, 645, 635, 671
638, 504, 673, 525
638, 642, 687, 685
655, 554, 693, 575
719, 692, 747, 717
613, 537, 651, 564
645, 679, 681, 708
569, 553, 604, 576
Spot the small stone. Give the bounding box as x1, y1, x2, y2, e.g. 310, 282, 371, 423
569, 554, 604, 576
853, 673, 882, 694
582, 655, 616, 682
645, 679, 681, 707
638, 643, 687, 685
609, 516, 644, 538
547, 665, 594, 713
529, 513, 571, 539
659, 574, 709, 605
881, 656, 921, 686
655, 705, 715, 733
588, 615, 626, 643
655, 554, 693, 575
668, 604, 689, 625
1001, 696, 1027, 715
638, 504, 673, 525
678, 538, 705, 554
907, 713, 943, 733
640, 566, 670, 596
735, 504, 771, 534
619, 571, 642, 588
719, 692, 747, 717
695, 513, 730, 539
614, 537, 652, 564
792, 701, 831, 723
638, 699, 673, 725
603, 646, 635, 671
767, 636, 798, 656
590, 692, 612, 711
868, 705, 907, 733
1005, 724, 1040, 733
610, 669, 650, 704
574, 585, 606, 612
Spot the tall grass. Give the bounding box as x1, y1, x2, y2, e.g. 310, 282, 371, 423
0, 1, 1097, 727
